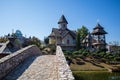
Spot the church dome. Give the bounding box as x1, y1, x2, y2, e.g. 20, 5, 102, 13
15, 30, 23, 38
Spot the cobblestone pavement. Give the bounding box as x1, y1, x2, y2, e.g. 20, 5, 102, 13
4, 55, 58, 80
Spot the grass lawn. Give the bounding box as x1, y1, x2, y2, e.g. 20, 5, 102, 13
70, 58, 114, 71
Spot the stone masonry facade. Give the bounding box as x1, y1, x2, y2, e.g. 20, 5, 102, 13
56, 46, 74, 80
0, 45, 74, 80
0, 45, 41, 79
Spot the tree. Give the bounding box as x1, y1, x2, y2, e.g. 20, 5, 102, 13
76, 25, 89, 50
79, 26, 89, 41
0, 36, 8, 43
44, 37, 49, 44
109, 41, 120, 54
76, 30, 80, 50
29, 36, 41, 48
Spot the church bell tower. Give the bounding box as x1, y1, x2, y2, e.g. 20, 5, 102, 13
58, 15, 68, 30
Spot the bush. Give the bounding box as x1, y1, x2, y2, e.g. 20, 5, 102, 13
82, 49, 90, 56
42, 44, 56, 54
99, 52, 106, 58
29, 36, 41, 48
48, 44, 56, 54
72, 49, 92, 58
65, 50, 73, 55
115, 57, 120, 61
73, 51, 79, 55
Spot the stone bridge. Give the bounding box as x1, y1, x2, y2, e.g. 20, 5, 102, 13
0, 45, 74, 80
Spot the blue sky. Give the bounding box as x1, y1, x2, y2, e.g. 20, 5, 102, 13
0, 0, 120, 44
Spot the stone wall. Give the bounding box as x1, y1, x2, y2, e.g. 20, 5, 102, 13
56, 46, 74, 80
0, 45, 41, 79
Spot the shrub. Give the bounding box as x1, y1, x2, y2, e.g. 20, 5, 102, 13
99, 52, 106, 57
42, 44, 56, 54
115, 57, 120, 61
82, 49, 90, 56
73, 51, 79, 55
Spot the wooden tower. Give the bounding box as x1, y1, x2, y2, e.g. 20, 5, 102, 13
92, 23, 107, 50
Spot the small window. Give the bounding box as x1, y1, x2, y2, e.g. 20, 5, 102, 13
62, 40, 64, 44
63, 24, 66, 27
73, 40, 76, 44
67, 39, 69, 44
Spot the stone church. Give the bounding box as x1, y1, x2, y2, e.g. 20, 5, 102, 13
49, 15, 76, 50
49, 15, 107, 51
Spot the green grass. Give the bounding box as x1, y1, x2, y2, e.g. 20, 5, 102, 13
72, 71, 120, 80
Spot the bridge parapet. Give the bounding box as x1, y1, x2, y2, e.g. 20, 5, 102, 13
56, 46, 74, 80
0, 45, 41, 79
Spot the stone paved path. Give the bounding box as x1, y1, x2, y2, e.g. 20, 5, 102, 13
3, 55, 58, 80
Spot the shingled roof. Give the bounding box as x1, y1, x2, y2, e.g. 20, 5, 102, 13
49, 28, 61, 37
58, 15, 68, 24
92, 23, 107, 35
94, 23, 103, 29
49, 28, 76, 39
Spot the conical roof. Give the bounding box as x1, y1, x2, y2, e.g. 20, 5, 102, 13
92, 23, 107, 35
93, 23, 103, 30
58, 15, 68, 24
